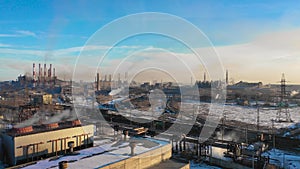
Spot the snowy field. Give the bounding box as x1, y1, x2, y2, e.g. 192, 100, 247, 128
223, 105, 300, 129
182, 101, 300, 129
262, 149, 300, 169
73, 95, 300, 130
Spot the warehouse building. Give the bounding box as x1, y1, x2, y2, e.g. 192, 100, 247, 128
0, 120, 94, 166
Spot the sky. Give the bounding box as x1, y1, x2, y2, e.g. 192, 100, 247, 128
1, 0, 300, 84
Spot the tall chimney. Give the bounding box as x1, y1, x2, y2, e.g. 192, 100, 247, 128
53, 68, 56, 85
226, 69, 228, 84
96, 73, 100, 91
44, 64, 46, 77
118, 73, 121, 82
38, 63, 41, 84
204, 72, 206, 82
109, 74, 112, 82
44, 64, 47, 84
33, 63, 36, 87
49, 64, 52, 77
104, 75, 107, 81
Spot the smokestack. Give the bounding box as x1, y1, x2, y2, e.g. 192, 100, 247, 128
118, 73, 121, 82
53, 68, 56, 85
226, 69, 228, 84
32, 63, 35, 79
33, 63, 36, 87
109, 74, 112, 82
204, 72, 206, 82
104, 75, 107, 81
44, 64, 46, 84
49, 64, 52, 77
38, 63, 41, 84
96, 73, 100, 91
44, 64, 47, 77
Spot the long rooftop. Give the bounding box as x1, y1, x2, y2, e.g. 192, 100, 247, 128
20, 137, 169, 169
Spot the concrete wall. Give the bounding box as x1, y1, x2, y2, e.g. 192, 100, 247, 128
100, 143, 172, 169
15, 125, 94, 161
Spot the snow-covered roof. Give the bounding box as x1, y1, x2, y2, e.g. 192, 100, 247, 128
21, 137, 168, 169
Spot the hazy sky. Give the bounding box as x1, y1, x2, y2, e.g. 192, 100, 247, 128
1, 1, 300, 84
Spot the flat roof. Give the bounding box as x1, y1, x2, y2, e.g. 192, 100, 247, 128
21, 137, 169, 169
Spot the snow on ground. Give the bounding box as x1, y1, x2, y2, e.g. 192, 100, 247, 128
262, 149, 300, 169
223, 105, 300, 129
21, 140, 121, 169
182, 101, 300, 129
76, 93, 300, 130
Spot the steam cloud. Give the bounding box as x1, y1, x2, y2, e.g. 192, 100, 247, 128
15, 109, 77, 128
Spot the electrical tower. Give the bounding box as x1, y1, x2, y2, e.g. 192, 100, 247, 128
276, 73, 292, 122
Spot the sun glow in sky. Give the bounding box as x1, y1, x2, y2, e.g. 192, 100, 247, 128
1, 0, 300, 84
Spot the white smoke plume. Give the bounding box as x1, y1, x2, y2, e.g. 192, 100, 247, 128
15, 111, 44, 128
290, 90, 299, 97
15, 109, 77, 128
215, 131, 240, 142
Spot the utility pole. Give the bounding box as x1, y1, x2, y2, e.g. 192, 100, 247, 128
256, 94, 260, 131
277, 73, 292, 122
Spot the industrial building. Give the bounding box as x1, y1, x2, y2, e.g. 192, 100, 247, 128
95, 72, 128, 91
33, 63, 57, 87
0, 120, 94, 166
14, 136, 189, 169
14, 63, 57, 89
32, 94, 53, 105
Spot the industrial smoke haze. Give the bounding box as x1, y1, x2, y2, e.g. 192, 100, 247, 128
215, 131, 240, 142
15, 112, 43, 128
45, 110, 77, 124
15, 110, 76, 128
132, 69, 177, 84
